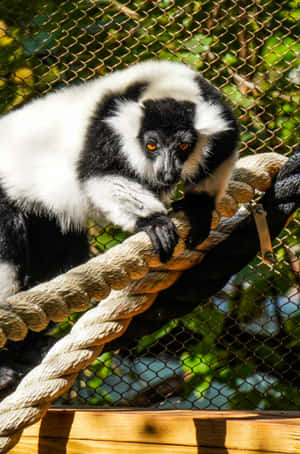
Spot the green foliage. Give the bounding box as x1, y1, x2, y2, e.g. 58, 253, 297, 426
137, 319, 179, 353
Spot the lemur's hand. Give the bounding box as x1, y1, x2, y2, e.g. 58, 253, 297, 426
173, 192, 214, 249
135, 213, 179, 263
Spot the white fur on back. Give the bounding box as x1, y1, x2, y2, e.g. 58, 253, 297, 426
0, 85, 97, 230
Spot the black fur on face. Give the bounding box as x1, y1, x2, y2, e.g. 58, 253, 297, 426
139, 98, 197, 137
138, 98, 198, 185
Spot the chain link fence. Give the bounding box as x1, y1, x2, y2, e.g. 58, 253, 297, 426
0, 0, 299, 410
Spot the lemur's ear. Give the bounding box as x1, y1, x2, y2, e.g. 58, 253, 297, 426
195, 103, 230, 136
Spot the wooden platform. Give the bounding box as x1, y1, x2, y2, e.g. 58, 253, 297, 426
9, 409, 300, 453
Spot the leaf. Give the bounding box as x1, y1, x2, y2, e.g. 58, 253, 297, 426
222, 53, 238, 66
183, 34, 213, 53
12, 67, 34, 86
262, 36, 300, 67
223, 85, 256, 109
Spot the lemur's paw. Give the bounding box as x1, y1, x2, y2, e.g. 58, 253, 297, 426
135, 213, 179, 263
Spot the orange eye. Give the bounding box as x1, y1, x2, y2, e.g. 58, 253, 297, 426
180, 143, 189, 151
147, 143, 157, 151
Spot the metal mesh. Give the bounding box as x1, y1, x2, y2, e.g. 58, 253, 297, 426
0, 0, 299, 410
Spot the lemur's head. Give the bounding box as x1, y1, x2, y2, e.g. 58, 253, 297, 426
104, 76, 228, 188
138, 98, 198, 186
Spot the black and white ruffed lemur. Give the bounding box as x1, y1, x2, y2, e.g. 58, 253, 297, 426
0, 60, 239, 300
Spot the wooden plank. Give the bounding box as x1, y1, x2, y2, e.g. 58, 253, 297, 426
9, 437, 286, 454
9, 409, 300, 454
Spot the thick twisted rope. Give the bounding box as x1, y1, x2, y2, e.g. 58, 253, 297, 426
0, 152, 288, 453
0, 208, 258, 453
123, 147, 300, 342
0, 152, 286, 349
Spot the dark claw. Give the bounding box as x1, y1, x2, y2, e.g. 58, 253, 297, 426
135, 213, 179, 263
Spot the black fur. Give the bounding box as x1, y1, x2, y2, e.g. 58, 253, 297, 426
138, 99, 198, 186
78, 92, 199, 195
0, 187, 28, 288
194, 75, 240, 181
135, 212, 179, 263
195, 75, 224, 104
23, 213, 90, 288
170, 76, 240, 249
77, 83, 173, 197
0, 185, 89, 291
139, 98, 196, 135
78, 82, 148, 182
173, 192, 215, 248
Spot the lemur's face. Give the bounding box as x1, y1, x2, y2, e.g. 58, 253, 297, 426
138, 98, 198, 186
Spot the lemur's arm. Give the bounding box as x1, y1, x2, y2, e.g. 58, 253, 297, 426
84, 175, 178, 262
